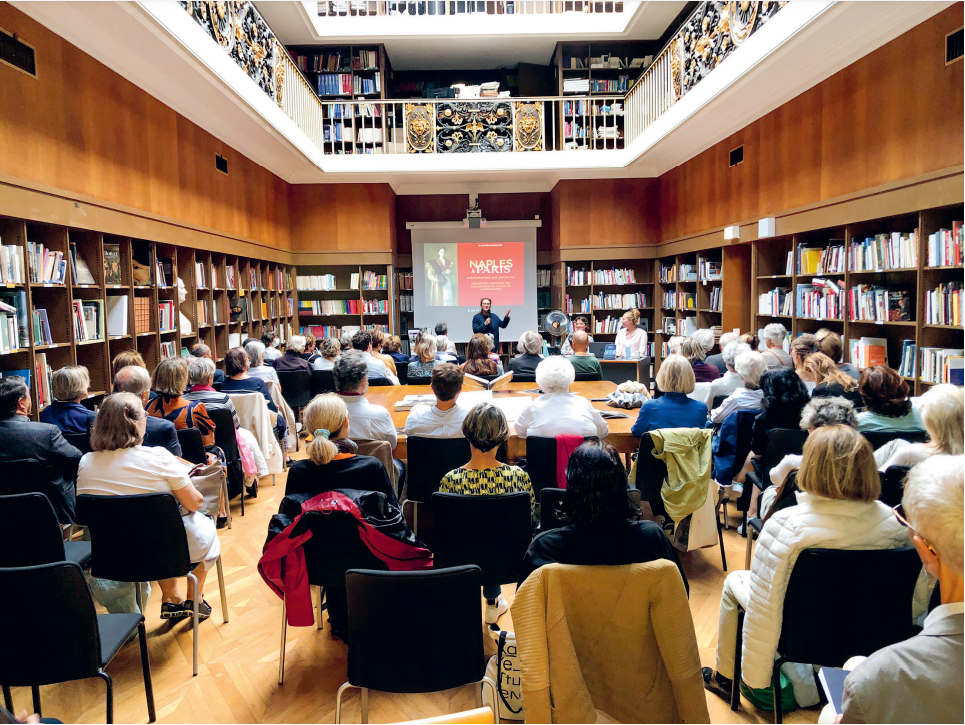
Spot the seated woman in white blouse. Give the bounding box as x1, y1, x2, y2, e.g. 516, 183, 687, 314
514, 356, 609, 439
78, 393, 221, 622
615, 308, 647, 359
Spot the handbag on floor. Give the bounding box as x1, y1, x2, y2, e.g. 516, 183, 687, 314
484, 628, 524, 721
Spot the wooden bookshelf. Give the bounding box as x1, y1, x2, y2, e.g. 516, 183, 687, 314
295, 263, 393, 342
0, 214, 296, 421
751, 203, 964, 395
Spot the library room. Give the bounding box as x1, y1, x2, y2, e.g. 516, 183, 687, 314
0, 1, 961, 723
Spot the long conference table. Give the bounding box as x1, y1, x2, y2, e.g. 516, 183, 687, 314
365, 380, 640, 459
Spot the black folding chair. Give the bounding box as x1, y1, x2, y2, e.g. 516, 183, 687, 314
0, 562, 155, 723
432, 492, 533, 596
711, 395, 728, 411
0, 493, 90, 569
862, 430, 929, 449
207, 407, 245, 514
745, 470, 801, 569
574, 370, 603, 382
336, 567, 496, 724
63, 430, 92, 455
0, 459, 77, 525
731, 547, 922, 721
176, 428, 206, 465
401, 436, 471, 541
878, 465, 912, 508
277, 506, 387, 684
395, 362, 409, 385
539, 487, 641, 533
524, 436, 595, 499
745, 429, 808, 494
77, 493, 228, 677
311, 369, 336, 397
368, 377, 393, 387
406, 376, 432, 385
510, 372, 537, 383
276, 370, 312, 450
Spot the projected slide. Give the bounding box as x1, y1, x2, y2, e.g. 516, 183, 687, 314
411, 226, 538, 343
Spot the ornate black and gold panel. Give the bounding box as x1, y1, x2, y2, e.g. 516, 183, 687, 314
512, 102, 544, 152
181, 1, 282, 106
674, 1, 785, 97
405, 104, 435, 153
435, 102, 513, 153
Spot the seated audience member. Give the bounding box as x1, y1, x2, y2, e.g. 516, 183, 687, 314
559, 316, 594, 356
311, 337, 340, 372
273, 335, 312, 373
261, 329, 282, 362
789, 334, 819, 390
631, 354, 709, 437
760, 323, 793, 369
509, 331, 545, 377
190, 343, 224, 386
737, 367, 810, 483
564, 330, 603, 379
407, 333, 441, 379
383, 335, 409, 365
352, 330, 399, 384
666, 335, 685, 355
805, 352, 864, 407
615, 308, 647, 360
78, 393, 221, 621
693, 328, 720, 369
515, 357, 608, 439
221, 347, 286, 440
114, 365, 181, 456
760, 397, 859, 519
440, 402, 535, 623
484, 334, 502, 369
856, 366, 924, 433
111, 350, 147, 381
404, 364, 470, 439
301, 333, 321, 365
369, 329, 398, 377
434, 322, 458, 355
518, 440, 687, 590
835, 454, 964, 724
147, 358, 217, 447
334, 351, 397, 449
284, 394, 397, 504
816, 328, 860, 380
338, 331, 353, 351
40, 365, 96, 434
879, 383, 964, 470
434, 335, 458, 363
183, 357, 240, 430
681, 337, 721, 383
462, 333, 501, 378
705, 331, 739, 375
739, 332, 759, 350
702, 425, 910, 701
244, 339, 281, 386
710, 351, 768, 424
707, 341, 750, 405
0, 375, 82, 522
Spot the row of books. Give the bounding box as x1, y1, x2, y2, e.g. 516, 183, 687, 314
565, 267, 590, 286
0, 291, 28, 349
72, 299, 105, 343
28, 243, 68, 285
32, 308, 53, 346
0, 244, 25, 284
135, 297, 152, 334
297, 274, 343, 291
397, 271, 414, 290
363, 299, 389, 314
798, 243, 846, 275
698, 258, 722, 282
299, 325, 344, 339
590, 77, 630, 93
325, 103, 384, 119
536, 268, 552, 287
290, 51, 351, 73
361, 271, 388, 290
155, 258, 175, 288
595, 315, 648, 334
364, 324, 390, 334
316, 73, 381, 96
195, 261, 208, 289
924, 282, 962, 326
659, 264, 677, 284
591, 268, 639, 285
921, 347, 964, 385
759, 287, 793, 316
298, 299, 361, 315
562, 78, 589, 93
796, 279, 845, 320
225, 265, 237, 289
662, 316, 698, 336
160, 341, 179, 360
897, 340, 916, 378
564, 296, 590, 314
850, 233, 918, 271
927, 224, 963, 267
677, 292, 696, 310
708, 286, 722, 312
849, 337, 888, 368
158, 301, 177, 332
592, 292, 647, 309
537, 290, 551, 309
0, 306, 22, 352
678, 264, 698, 281
848, 285, 912, 323
399, 294, 413, 312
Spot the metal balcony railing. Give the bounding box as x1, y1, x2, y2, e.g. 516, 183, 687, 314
316, 1, 625, 17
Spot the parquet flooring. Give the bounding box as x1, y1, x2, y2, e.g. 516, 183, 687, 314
7, 451, 821, 724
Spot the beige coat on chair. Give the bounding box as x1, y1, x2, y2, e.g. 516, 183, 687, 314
228, 391, 283, 475
513, 561, 709, 724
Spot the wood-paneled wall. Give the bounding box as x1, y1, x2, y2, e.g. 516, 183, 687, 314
659, 4, 964, 242
0, 3, 291, 249
289, 183, 396, 252
551, 179, 660, 248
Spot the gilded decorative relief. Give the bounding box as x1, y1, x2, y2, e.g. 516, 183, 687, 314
436, 102, 512, 153
405, 104, 434, 153
512, 102, 544, 152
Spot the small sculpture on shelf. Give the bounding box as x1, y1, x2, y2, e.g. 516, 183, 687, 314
177, 277, 193, 335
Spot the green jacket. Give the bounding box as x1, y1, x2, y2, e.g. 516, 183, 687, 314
649, 428, 712, 523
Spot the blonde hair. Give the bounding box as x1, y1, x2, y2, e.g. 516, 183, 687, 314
319, 337, 341, 360
656, 354, 696, 394
920, 384, 965, 455
679, 338, 706, 364
111, 350, 145, 380
370, 328, 386, 350
52, 365, 90, 402
622, 308, 641, 325
803, 352, 857, 391
91, 393, 145, 451
151, 357, 189, 397
303, 394, 349, 466
413, 334, 438, 363
903, 455, 964, 574
797, 425, 880, 502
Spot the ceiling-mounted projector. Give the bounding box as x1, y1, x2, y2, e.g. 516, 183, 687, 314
464, 191, 485, 228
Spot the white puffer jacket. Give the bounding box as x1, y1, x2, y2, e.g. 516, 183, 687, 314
740, 491, 911, 689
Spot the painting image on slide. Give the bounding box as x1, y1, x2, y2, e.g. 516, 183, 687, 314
424, 243, 458, 306
458, 242, 525, 306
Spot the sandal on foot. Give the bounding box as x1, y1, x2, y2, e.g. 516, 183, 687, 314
182, 599, 212, 622
160, 601, 189, 620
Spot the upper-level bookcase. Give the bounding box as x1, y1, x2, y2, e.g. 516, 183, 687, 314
286, 44, 389, 101
0, 215, 296, 421
752, 202, 964, 394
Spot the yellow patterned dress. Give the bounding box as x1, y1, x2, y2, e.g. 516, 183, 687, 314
439, 464, 537, 526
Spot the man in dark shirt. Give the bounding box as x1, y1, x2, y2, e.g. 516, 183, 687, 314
471, 298, 511, 351
0, 376, 83, 523
273, 335, 312, 373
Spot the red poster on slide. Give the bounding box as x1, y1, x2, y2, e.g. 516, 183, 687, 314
457, 242, 525, 305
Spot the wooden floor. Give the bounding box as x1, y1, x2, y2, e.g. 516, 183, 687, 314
9, 451, 821, 724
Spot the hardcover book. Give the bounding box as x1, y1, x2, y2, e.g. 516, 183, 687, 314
229, 295, 249, 323
103, 243, 122, 285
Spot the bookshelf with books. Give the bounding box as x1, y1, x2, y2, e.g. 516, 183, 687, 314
918, 204, 964, 388
394, 267, 413, 354
295, 264, 364, 342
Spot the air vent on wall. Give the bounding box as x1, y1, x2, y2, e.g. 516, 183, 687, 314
947, 27, 963, 65
0, 27, 37, 78
729, 145, 744, 167
216, 154, 228, 174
